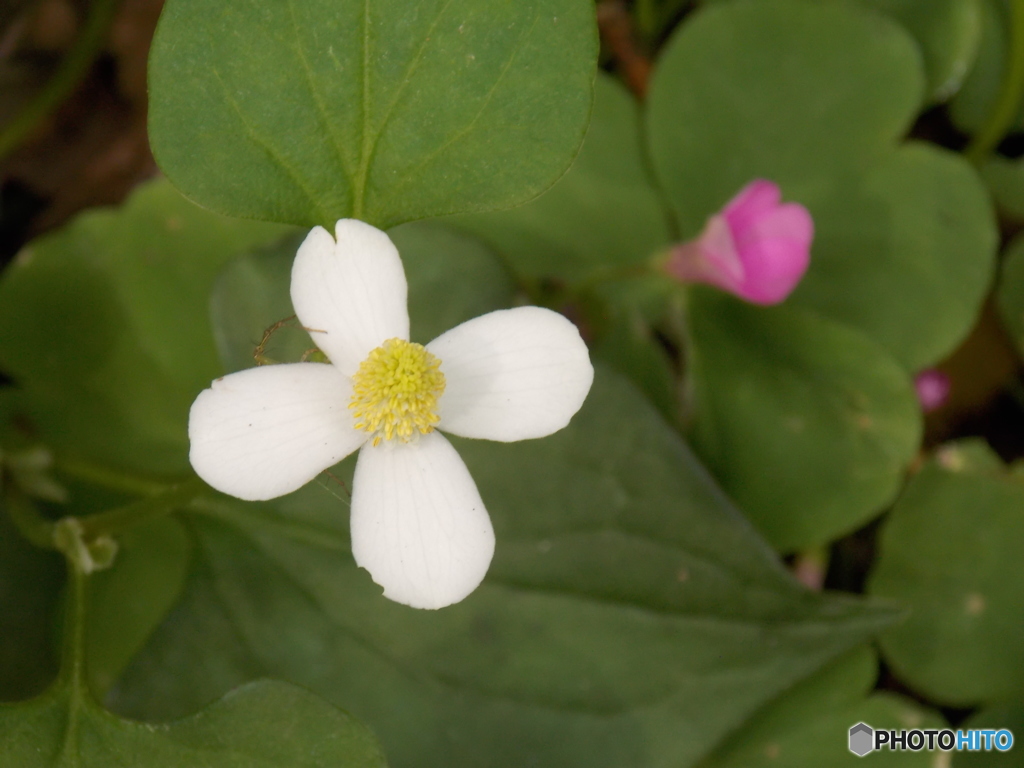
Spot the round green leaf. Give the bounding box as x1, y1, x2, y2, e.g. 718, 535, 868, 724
648, 0, 924, 235
997, 232, 1024, 358
0, 180, 289, 476
452, 72, 672, 283
982, 155, 1024, 221
864, 0, 982, 101
0, 678, 387, 767
949, 0, 1023, 134
789, 144, 997, 370
647, 0, 996, 370
869, 440, 1024, 705
686, 289, 922, 551
699, 645, 945, 768
702, 0, 982, 102
149, 0, 597, 229
957, 702, 1024, 767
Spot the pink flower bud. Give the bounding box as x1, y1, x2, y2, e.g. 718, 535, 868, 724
914, 369, 950, 413
663, 179, 813, 305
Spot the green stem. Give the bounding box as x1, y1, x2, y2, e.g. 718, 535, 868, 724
55, 456, 173, 497
61, 561, 88, 687
574, 261, 655, 298
6, 469, 204, 556
57, 561, 88, 763
78, 476, 206, 539
634, 0, 657, 41
792, 545, 830, 591
966, 0, 1024, 164
5, 489, 56, 549
0, 0, 121, 160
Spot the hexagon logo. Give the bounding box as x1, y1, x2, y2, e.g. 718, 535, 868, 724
849, 722, 874, 757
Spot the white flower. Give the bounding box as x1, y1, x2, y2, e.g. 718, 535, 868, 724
188, 220, 594, 609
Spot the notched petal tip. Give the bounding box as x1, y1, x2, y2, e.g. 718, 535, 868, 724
290, 219, 410, 376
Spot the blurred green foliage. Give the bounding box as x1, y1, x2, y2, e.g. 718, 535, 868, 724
1, 0, 1022, 765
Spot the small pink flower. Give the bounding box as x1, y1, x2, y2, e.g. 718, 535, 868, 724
914, 369, 951, 413
663, 180, 813, 305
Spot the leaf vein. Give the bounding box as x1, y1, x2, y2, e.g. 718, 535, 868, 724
376, 6, 542, 210
286, 0, 356, 193
357, 0, 459, 197
210, 67, 331, 224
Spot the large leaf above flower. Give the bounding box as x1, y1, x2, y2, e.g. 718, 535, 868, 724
148, 0, 598, 229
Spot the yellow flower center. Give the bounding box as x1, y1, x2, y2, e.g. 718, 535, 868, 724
349, 338, 446, 446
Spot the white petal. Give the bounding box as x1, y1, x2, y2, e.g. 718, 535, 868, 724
189, 363, 364, 501
426, 306, 594, 442
290, 220, 410, 376
351, 432, 494, 609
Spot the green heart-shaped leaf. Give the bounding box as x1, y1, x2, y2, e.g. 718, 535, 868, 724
864, 0, 982, 101
698, 645, 945, 767
149, 0, 597, 229
958, 702, 1024, 767
789, 145, 997, 370
648, 0, 924, 224
981, 155, 1024, 221
702, 0, 983, 102
949, 0, 1023, 134
869, 440, 1024, 705
685, 289, 921, 551
647, 0, 996, 370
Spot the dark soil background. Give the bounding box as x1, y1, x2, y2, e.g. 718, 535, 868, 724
0, 0, 160, 265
